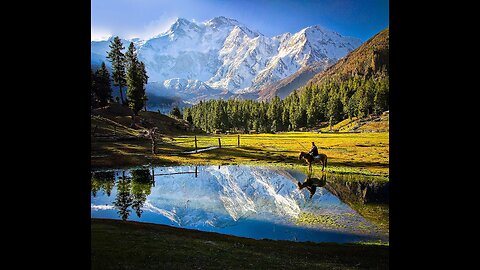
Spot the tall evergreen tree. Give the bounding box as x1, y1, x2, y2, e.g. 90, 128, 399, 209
139, 62, 149, 111
374, 76, 389, 114
125, 42, 136, 69
93, 62, 112, 106
125, 42, 146, 115
106, 36, 126, 104
91, 69, 97, 109
327, 92, 343, 123
267, 96, 283, 132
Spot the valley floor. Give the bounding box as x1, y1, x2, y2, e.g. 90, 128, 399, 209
91, 131, 389, 179
91, 218, 389, 270
91, 112, 389, 269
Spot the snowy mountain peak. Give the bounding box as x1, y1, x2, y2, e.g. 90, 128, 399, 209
302, 24, 330, 33
91, 17, 363, 103
171, 17, 197, 29
205, 16, 240, 27
163, 17, 203, 37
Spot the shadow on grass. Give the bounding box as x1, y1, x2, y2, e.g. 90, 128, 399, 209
329, 161, 389, 169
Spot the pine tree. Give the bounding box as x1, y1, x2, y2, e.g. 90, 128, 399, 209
125, 42, 146, 115
91, 69, 97, 109
374, 76, 389, 114
327, 93, 343, 123
346, 93, 358, 119
139, 62, 149, 111
94, 62, 112, 106
107, 36, 126, 104
267, 96, 283, 131
125, 42, 136, 69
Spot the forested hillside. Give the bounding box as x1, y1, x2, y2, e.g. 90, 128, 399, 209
183, 28, 389, 133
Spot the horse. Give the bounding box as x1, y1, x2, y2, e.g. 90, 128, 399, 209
299, 151, 327, 172
297, 173, 327, 199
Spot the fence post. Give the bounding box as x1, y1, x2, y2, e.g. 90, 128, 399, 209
195, 135, 198, 153
237, 134, 240, 147
218, 138, 221, 149
151, 168, 155, 185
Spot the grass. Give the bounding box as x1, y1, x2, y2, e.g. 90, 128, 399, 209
91, 132, 389, 268
92, 218, 389, 270
91, 115, 390, 267
92, 132, 389, 179
295, 212, 346, 229
320, 114, 389, 133
350, 203, 389, 235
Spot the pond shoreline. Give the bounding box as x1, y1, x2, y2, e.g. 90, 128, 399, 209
91, 160, 389, 181
91, 132, 390, 179
92, 218, 388, 269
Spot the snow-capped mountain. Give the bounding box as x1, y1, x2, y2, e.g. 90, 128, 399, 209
91, 16, 362, 103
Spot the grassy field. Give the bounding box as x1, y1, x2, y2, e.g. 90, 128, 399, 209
92, 131, 389, 179
91, 118, 390, 268
92, 218, 389, 270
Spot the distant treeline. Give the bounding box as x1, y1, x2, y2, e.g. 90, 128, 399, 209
183, 72, 389, 133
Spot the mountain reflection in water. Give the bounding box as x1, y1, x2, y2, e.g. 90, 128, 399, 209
91, 165, 387, 243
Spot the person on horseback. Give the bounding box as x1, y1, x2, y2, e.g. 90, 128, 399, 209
308, 142, 318, 158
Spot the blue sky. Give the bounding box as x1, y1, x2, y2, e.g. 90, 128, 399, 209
91, 0, 389, 41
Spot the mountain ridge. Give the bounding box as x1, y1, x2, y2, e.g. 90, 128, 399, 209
308, 28, 389, 85
91, 16, 363, 103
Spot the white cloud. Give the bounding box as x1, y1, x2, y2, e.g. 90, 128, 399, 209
136, 16, 178, 39
91, 204, 115, 210
91, 27, 112, 41
92, 16, 178, 41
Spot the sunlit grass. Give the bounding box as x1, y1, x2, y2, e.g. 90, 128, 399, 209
92, 131, 389, 179
295, 212, 346, 229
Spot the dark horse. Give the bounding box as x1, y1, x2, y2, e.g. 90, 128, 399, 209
299, 152, 327, 172
297, 173, 327, 199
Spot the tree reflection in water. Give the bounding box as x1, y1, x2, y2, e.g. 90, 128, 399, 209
130, 169, 155, 218
91, 171, 115, 197
92, 169, 154, 221
113, 171, 133, 221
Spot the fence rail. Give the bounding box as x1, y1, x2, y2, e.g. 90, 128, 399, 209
92, 123, 334, 154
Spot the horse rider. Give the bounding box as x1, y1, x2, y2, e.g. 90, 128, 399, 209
308, 142, 319, 158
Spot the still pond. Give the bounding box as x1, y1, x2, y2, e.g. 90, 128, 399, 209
91, 165, 388, 243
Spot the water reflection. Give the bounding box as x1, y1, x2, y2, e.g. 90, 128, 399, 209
297, 173, 327, 199
113, 174, 133, 220
91, 171, 115, 197
91, 166, 387, 243
92, 169, 154, 220
131, 169, 155, 218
